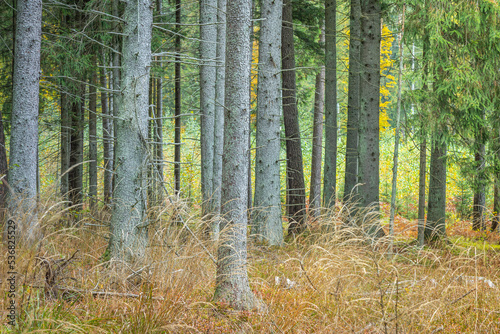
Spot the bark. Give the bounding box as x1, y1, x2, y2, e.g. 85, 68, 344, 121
252, 0, 283, 245
425, 130, 447, 242
109, 0, 153, 262
343, 0, 361, 205
389, 8, 405, 246
309, 62, 324, 218
89, 59, 98, 211
472, 110, 486, 231
155, 1, 164, 204
8, 0, 42, 243
68, 85, 85, 207
60, 92, 70, 201
323, 0, 337, 208
282, 0, 306, 234
417, 134, 426, 246
112, 0, 121, 195
0, 108, 8, 220
211, 0, 226, 238
174, 0, 182, 196
358, 0, 383, 238
492, 132, 500, 232
214, 0, 257, 310
200, 0, 218, 218
101, 52, 113, 205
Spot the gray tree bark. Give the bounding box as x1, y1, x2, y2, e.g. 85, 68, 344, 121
174, 0, 182, 195
109, 0, 153, 262
252, 0, 283, 245
358, 0, 383, 238
200, 0, 217, 219
0, 108, 8, 218
101, 52, 113, 205
211, 0, 226, 237
424, 129, 447, 242
417, 133, 426, 246
9, 0, 42, 243
112, 0, 121, 196
89, 59, 98, 211
323, 0, 337, 208
214, 0, 257, 310
343, 0, 361, 205
282, 0, 306, 234
309, 60, 324, 218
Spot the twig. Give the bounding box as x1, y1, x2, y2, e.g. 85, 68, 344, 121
449, 288, 476, 305
299, 261, 318, 292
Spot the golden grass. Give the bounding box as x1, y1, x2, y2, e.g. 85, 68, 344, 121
1, 198, 500, 333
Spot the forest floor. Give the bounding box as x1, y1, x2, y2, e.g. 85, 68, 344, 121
1, 201, 500, 333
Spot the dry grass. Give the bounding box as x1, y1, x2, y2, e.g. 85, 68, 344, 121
1, 198, 500, 333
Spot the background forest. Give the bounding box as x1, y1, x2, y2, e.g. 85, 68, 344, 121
1, 0, 500, 332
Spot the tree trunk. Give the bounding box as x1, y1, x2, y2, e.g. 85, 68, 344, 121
323, 0, 337, 208
214, 0, 257, 311
101, 51, 113, 205
417, 134, 426, 246
425, 129, 447, 242
0, 109, 9, 221
389, 7, 405, 248
492, 131, 500, 232
155, 1, 164, 204
8, 0, 42, 243
252, 0, 283, 245
200, 0, 217, 219
358, 0, 383, 238
211, 0, 226, 237
472, 110, 486, 231
112, 0, 121, 196
309, 62, 324, 218
282, 0, 306, 234
68, 85, 85, 207
109, 0, 153, 262
89, 59, 98, 211
174, 0, 182, 196
343, 0, 361, 205
61, 92, 70, 201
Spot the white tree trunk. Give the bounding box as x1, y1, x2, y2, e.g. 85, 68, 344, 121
200, 0, 217, 219
109, 0, 153, 262
252, 0, 283, 245
214, 0, 257, 310
9, 0, 42, 243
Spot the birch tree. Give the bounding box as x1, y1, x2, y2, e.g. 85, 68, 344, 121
214, 0, 257, 310
9, 0, 42, 242
252, 0, 283, 245
109, 0, 153, 261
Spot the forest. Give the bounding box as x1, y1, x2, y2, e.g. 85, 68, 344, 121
1, 0, 500, 332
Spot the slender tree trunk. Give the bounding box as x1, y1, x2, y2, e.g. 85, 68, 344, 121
492, 131, 500, 232
155, 1, 164, 204
417, 134, 426, 246
61, 92, 70, 201
309, 57, 324, 218
200, 0, 217, 219
344, 0, 361, 206
211, 0, 226, 238
472, 110, 486, 231
109, 0, 153, 262
68, 85, 85, 207
214, 0, 257, 310
148, 78, 155, 206
252, 0, 283, 245
112, 0, 121, 196
358, 0, 383, 238
101, 51, 113, 205
0, 108, 8, 218
323, 0, 337, 208
425, 129, 447, 242
174, 0, 182, 196
8, 0, 42, 243
282, 0, 306, 234
389, 7, 405, 249
89, 58, 98, 211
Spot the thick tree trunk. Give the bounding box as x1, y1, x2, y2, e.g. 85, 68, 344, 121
252, 0, 283, 245
358, 0, 383, 238
200, 0, 217, 219
8, 0, 42, 243
101, 52, 113, 205
425, 130, 447, 242
282, 0, 306, 234
174, 0, 182, 196
309, 63, 324, 218
211, 0, 226, 237
343, 0, 361, 205
214, 0, 257, 311
89, 60, 98, 211
323, 0, 337, 208
109, 0, 153, 262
